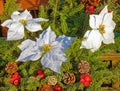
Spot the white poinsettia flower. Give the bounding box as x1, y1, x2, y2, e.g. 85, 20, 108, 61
1, 10, 48, 40
80, 6, 116, 52
16, 26, 75, 73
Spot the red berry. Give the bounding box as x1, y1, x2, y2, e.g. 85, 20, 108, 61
85, 76, 92, 82
54, 85, 62, 91
89, 6, 94, 11
14, 80, 19, 86
89, 6, 95, 14
85, 6, 89, 12
33, 74, 38, 78
89, 77, 92, 82
10, 75, 13, 78
14, 72, 19, 75
37, 69, 44, 75
84, 81, 90, 87
38, 73, 45, 79
80, 74, 85, 79
9, 78, 15, 84
12, 74, 21, 81
85, 73, 90, 77
80, 79, 85, 84
16, 75, 21, 80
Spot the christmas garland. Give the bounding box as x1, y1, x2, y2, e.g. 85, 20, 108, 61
0, 2, 120, 91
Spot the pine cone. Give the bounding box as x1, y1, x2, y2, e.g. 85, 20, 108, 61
48, 76, 57, 85
88, 0, 101, 6
80, 0, 101, 6
38, 84, 53, 91
63, 73, 76, 85
5, 62, 18, 74
80, 0, 88, 5
78, 61, 90, 73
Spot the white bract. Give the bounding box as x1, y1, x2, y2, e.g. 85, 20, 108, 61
1, 10, 48, 40
16, 26, 75, 73
80, 6, 116, 52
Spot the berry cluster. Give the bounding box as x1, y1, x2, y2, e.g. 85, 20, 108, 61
80, 73, 92, 87
85, 6, 95, 14
54, 84, 62, 91
9, 72, 21, 85
34, 69, 45, 79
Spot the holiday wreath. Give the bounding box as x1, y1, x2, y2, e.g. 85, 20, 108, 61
0, 0, 120, 91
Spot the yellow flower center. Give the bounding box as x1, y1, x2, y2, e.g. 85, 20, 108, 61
99, 24, 106, 34
19, 19, 28, 25
42, 44, 52, 52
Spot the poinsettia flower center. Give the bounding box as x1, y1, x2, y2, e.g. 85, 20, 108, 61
99, 24, 106, 34
42, 44, 52, 52
19, 19, 28, 25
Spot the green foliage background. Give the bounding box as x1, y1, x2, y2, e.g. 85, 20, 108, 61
0, 0, 120, 91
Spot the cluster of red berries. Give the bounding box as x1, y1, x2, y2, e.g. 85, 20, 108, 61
34, 69, 45, 79
54, 84, 62, 91
80, 73, 92, 87
85, 6, 95, 14
9, 72, 21, 85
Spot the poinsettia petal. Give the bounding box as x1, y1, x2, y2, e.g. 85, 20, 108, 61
103, 12, 116, 29
25, 18, 49, 32
41, 47, 66, 73
32, 18, 49, 22
41, 55, 63, 73
19, 9, 32, 20
16, 47, 41, 62
7, 23, 24, 40
56, 35, 75, 50
11, 10, 32, 21
22, 10, 33, 20
18, 39, 36, 50
37, 26, 56, 45
11, 11, 21, 21
1, 19, 13, 28
99, 6, 108, 17
25, 22, 42, 32
80, 30, 102, 52
16, 39, 41, 62
102, 28, 115, 44
89, 15, 101, 29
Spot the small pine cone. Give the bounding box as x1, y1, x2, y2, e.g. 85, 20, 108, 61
5, 62, 18, 74
63, 73, 76, 85
80, 0, 88, 5
88, 0, 101, 6
78, 61, 90, 73
38, 84, 53, 91
48, 76, 57, 85
114, 0, 118, 3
